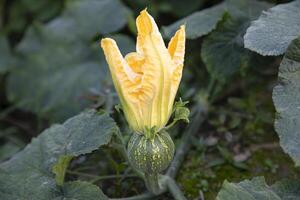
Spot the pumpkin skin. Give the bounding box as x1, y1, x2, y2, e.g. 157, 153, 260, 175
127, 131, 175, 174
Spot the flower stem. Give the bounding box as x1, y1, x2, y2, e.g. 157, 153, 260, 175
207, 78, 216, 97
167, 103, 208, 178
66, 170, 136, 182
144, 173, 161, 195
110, 192, 154, 200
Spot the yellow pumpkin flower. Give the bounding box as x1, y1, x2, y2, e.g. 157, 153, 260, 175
101, 9, 185, 135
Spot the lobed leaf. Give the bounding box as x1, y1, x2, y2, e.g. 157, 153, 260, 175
162, 2, 226, 39
6, 0, 61, 33
7, 28, 134, 122
163, 0, 272, 40
54, 181, 108, 200
217, 177, 300, 200
201, 0, 271, 82
226, 0, 272, 20
0, 110, 117, 199
244, 0, 300, 56
164, 0, 272, 82
46, 0, 130, 41
6, 0, 133, 122
273, 36, 300, 166
0, 142, 22, 162
167, 0, 204, 17
201, 14, 251, 82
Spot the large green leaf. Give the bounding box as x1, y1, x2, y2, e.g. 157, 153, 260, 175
226, 0, 272, 20
273, 37, 300, 166
271, 179, 300, 199
167, 0, 204, 17
164, 0, 271, 81
201, 0, 271, 82
0, 110, 116, 199
6, 0, 132, 122
162, 2, 226, 39
7, 25, 134, 122
244, 0, 300, 56
6, 0, 61, 33
0, 173, 108, 200
216, 177, 300, 200
201, 14, 251, 82
56, 181, 108, 200
0, 36, 13, 74
0, 142, 22, 162
162, 0, 272, 40
46, 0, 130, 41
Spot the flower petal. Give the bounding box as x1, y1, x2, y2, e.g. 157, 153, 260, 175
125, 52, 145, 75
168, 25, 186, 70
101, 38, 139, 82
167, 25, 186, 115
136, 9, 173, 129
101, 38, 142, 130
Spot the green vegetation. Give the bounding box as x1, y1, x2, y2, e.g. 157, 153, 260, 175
1, 0, 300, 199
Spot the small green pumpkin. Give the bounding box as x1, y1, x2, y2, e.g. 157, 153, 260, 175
127, 131, 175, 174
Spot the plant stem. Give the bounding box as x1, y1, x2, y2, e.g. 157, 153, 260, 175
164, 120, 177, 130
207, 78, 216, 98
67, 170, 136, 182
144, 173, 160, 195
109, 176, 189, 200
91, 174, 137, 184
110, 192, 154, 200
166, 177, 188, 200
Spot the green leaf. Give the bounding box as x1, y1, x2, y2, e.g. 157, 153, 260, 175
167, 0, 204, 17
174, 106, 190, 123
6, 0, 132, 122
0, 141, 22, 162
201, 14, 251, 82
0, 36, 13, 74
0, 172, 57, 200
271, 179, 300, 199
46, 0, 130, 41
162, 0, 272, 40
0, 173, 108, 200
162, 2, 226, 39
0, 110, 116, 199
7, 22, 134, 122
273, 36, 300, 166
56, 181, 109, 200
244, 0, 300, 56
201, 0, 271, 82
217, 177, 300, 200
174, 99, 190, 123
7, 0, 62, 33
226, 0, 272, 20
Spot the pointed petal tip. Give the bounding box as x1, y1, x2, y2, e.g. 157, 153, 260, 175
100, 38, 116, 47
171, 25, 185, 39
140, 8, 148, 15
136, 8, 159, 36
138, 8, 151, 21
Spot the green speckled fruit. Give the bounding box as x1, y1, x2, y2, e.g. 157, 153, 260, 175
127, 131, 175, 174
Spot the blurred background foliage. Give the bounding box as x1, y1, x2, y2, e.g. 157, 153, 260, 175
0, 0, 298, 199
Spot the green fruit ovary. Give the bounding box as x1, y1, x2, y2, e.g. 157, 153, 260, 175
127, 131, 175, 174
